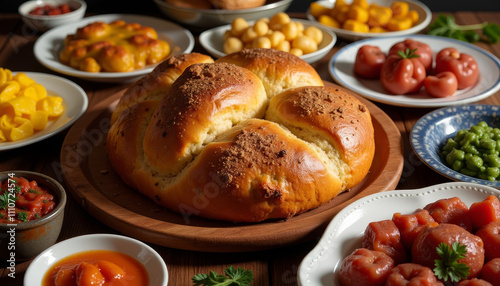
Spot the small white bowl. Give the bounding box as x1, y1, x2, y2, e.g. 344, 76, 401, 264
18, 0, 86, 32
199, 18, 337, 64
24, 234, 168, 286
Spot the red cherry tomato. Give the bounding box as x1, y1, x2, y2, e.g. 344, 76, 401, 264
354, 45, 387, 79
424, 71, 458, 97
339, 248, 395, 286
435, 47, 479, 89
481, 258, 500, 285
389, 38, 433, 72
380, 49, 426, 95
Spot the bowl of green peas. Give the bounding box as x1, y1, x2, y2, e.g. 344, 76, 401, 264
410, 104, 500, 188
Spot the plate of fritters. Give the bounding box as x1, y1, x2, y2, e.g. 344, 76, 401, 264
34, 14, 194, 83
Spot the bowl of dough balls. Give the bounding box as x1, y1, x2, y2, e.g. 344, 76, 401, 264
154, 0, 294, 30
199, 12, 337, 64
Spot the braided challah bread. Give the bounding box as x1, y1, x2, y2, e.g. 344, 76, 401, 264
107, 49, 375, 222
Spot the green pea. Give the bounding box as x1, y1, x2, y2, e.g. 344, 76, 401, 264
464, 144, 480, 155
446, 149, 465, 165
478, 121, 488, 128
461, 168, 477, 177
485, 154, 500, 167
471, 125, 485, 136
443, 138, 459, 152
466, 155, 483, 171
452, 160, 464, 171
486, 167, 500, 178
480, 138, 497, 150
441, 121, 499, 181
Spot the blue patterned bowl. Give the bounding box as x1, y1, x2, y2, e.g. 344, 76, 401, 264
410, 104, 500, 188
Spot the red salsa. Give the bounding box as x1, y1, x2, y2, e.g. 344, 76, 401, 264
29, 4, 73, 16
0, 176, 56, 224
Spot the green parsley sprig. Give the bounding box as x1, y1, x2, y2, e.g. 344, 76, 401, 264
427, 14, 500, 44
192, 266, 253, 286
434, 242, 470, 282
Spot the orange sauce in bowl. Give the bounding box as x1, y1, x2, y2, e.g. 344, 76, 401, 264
42, 250, 149, 286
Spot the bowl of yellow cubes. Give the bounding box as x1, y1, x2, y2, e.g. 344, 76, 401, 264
307, 0, 431, 41
0, 68, 88, 151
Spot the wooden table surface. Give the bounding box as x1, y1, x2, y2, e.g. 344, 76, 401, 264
1, 10, 499, 286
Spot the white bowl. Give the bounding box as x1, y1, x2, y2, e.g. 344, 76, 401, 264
199, 18, 337, 64
24, 234, 168, 286
18, 0, 86, 32
306, 0, 431, 41
153, 0, 293, 30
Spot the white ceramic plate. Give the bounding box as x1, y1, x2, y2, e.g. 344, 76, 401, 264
297, 182, 500, 286
306, 0, 432, 41
24, 234, 168, 286
0, 72, 87, 151
329, 34, 500, 107
34, 14, 195, 83
199, 18, 337, 64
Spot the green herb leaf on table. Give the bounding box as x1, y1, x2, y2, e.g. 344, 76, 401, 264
434, 242, 470, 282
192, 266, 254, 286
427, 14, 500, 44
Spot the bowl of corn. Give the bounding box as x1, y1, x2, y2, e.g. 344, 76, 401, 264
306, 0, 431, 41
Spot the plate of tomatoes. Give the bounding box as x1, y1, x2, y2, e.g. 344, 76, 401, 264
297, 182, 500, 286
329, 34, 500, 107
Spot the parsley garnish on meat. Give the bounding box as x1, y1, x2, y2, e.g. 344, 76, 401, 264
434, 242, 470, 282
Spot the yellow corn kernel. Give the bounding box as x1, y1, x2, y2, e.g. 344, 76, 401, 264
0, 129, 6, 142
13, 72, 36, 88
268, 31, 286, 48
292, 35, 318, 54
318, 15, 341, 28
0, 68, 12, 85
269, 12, 290, 30
309, 2, 332, 18
303, 26, 323, 44
368, 6, 393, 27
231, 18, 249, 37
343, 19, 370, 33
6, 96, 37, 117
37, 96, 64, 117
276, 40, 290, 52
30, 110, 49, 131
0, 114, 14, 132
387, 17, 413, 31
348, 5, 369, 23
408, 10, 419, 24
352, 0, 369, 10
9, 117, 34, 141
31, 83, 47, 101
282, 22, 299, 41
0, 81, 20, 103
370, 26, 389, 33
289, 48, 304, 57
335, 5, 350, 24
391, 1, 409, 19
333, 0, 348, 10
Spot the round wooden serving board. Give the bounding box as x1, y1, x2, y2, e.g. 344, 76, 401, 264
60, 81, 404, 252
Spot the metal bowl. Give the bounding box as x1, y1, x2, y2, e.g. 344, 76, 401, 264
153, 0, 294, 30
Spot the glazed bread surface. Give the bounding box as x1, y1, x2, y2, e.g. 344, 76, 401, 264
107, 49, 375, 222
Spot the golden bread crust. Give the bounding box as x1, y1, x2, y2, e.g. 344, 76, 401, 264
106, 49, 375, 222
217, 48, 324, 99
